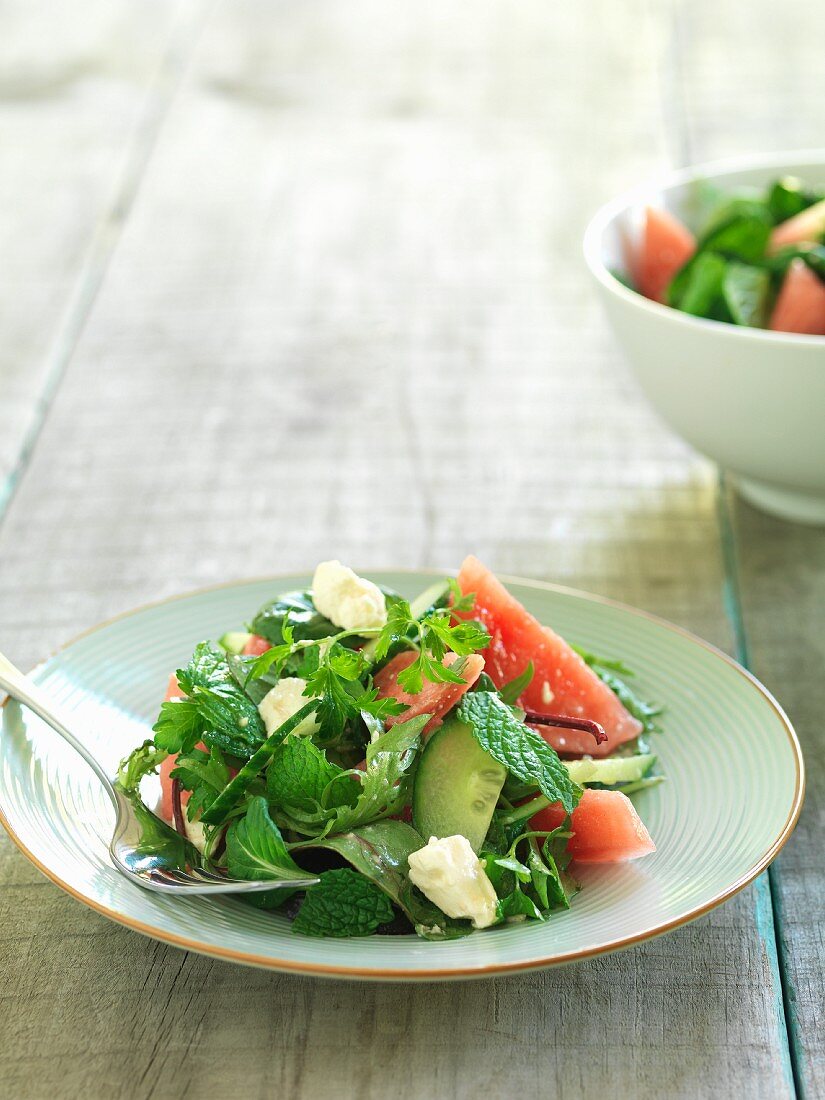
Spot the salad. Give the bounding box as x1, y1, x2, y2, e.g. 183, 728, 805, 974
119, 557, 662, 940
626, 176, 825, 335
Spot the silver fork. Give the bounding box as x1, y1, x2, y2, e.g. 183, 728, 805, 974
0, 650, 319, 895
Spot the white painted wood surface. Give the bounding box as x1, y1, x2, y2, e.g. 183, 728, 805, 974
0, 1, 821, 1096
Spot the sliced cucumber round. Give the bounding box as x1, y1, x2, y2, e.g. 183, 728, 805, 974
413, 717, 506, 853
564, 753, 656, 786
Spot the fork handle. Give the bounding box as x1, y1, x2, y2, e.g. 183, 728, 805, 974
0, 649, 117, 806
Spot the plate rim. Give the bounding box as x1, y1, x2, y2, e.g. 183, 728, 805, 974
0, 569, 806, 980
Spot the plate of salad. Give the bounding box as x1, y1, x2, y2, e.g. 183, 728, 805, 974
0, 559, 803, 979
625, 175, 825, 334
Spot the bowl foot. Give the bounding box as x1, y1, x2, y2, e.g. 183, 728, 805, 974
735, 477, 825, 526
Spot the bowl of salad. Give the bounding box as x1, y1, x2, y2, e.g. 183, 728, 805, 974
584, 151, 825, 525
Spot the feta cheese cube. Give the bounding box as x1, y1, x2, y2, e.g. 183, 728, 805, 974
257, 677, 320, 738
312, 560, 387, 633
407, 834, 498, 929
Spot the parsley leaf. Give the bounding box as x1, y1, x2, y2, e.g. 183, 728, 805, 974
457, 691, 580, 814
373, 596, 490, 696
225, 797, 315, 883
117, 740, 169, 791
292, 868, 394, 937
499, 661, 534, 705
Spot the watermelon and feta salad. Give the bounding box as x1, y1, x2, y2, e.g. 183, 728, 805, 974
118, 558, 663, 940
626, 176, 825, 335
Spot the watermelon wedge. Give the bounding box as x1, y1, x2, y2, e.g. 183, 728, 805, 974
455, 556, 642, 756
636, 206, 695, 304
242, 633, 271, 656
374, 650, 484, 734
769, 258, 825, 335
530, 788, 656, 863
769, 198, 825, 254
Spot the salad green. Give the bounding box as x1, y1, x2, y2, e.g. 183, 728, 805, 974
119, 560, 663, 939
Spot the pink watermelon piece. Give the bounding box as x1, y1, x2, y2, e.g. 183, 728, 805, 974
769, 258, 825, 335
769, 198, 825, 254
455, 556, 642, 756
374, 650, 484, 735
530, 788, 655, 863
636, 206, 695, 304
159, 674, 186, 821
242, 634, 271, 656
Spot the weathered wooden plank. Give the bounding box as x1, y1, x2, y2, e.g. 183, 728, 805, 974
674, 1, 825, 1092
727, 492, 825, 1096
0, 0, 198, 504
0, 0, 798, 1097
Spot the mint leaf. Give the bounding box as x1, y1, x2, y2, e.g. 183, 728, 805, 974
171, 746, 230, 820
497, 885, 543, 922
155, 642, 266, 758
250, 589, 340, 646
457, 691, 579, 814
225, 797, 314, 882
292, 868, 394, 937
277, 714, 427, 836
267, 737, 358, 813
200, 700, 320, 825
117, 740, 169, 791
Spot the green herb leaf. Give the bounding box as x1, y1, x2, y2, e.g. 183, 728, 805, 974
767, 176, 824, 225
152, 699, 203, 755
292, 868, 394, 937
117, 740, 169, 791
170, 746, 230, 820
200, 700, 320, 825
250, 590, 340, 646
225, 796, 314, 882
499, 661, 534, 705
457, 692, 580, 813
573, 646, 663, 736
267, 737, 358, 813
497, 886, 543, 922
672, 252, 728, 317
722, 262, 771, 327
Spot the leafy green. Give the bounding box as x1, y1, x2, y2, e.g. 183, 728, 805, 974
276, 714, 427, 836
267, 737, 358, 813
250, 590, 340, 646
671, 252, 728, 317
292, 868, 395, 937
200, 700, 320, 825
723, 262, 771, 328
573, 646, 663, 736
225, 797, 315, 883
499, 661, 534, 705
767, 243, 825, 282
497, 886, 543, 922
457, 691, 579, 813
293, 820, 425, 918
767, 177, 824, 225
153, 642, 266, 758
170, 746, 230, 820
372, 594, 489, 695
699, 211, 772, 263
117, 740, 168, 791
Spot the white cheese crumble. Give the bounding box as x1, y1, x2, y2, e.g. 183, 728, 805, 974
257, 677, 320, 738
407, 835, 498, 929
312, 560, 387, 634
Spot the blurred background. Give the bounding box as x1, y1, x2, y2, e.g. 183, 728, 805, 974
1, 1, 823, 1097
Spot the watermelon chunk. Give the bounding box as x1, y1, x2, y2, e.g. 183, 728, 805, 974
456, 556, 641, 756
769, 198, 825, 254
635, 206, 695, 304
769, 258, 825, 335
374, 650, 484, 734
242, 633, 271, 656
530, 788, 656, 863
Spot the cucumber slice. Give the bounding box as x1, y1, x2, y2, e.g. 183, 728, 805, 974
413, 717, 506, 852
218, 631, 253, 655
564, 753, 656, 786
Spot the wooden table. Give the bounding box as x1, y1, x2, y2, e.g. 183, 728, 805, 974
1, 2, 822, 1096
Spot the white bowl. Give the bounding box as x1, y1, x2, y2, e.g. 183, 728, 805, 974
584, 151, 825, 525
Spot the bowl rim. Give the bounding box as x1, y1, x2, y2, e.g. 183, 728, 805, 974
583, 148, 825, 346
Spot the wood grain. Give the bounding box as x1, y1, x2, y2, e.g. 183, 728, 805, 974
0, 0, 817, 1095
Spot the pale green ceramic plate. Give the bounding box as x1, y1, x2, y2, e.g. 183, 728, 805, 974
0, 572, 804, 980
